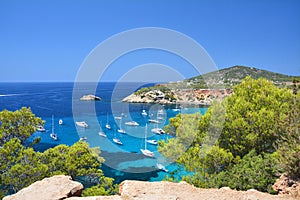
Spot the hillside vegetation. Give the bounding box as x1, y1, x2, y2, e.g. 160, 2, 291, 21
158, 77, 300, 194
125, 66, 299, 105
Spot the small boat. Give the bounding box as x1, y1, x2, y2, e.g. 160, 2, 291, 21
141, 109, 147, 116
118, 117, 126, 134
172, 104, 180, 112
114, 116, 122, 120
157, 163, 168, 172
151, 128, 165, 135
125, 121, 139, 126
80, 137, 87, 141
105, 124, 111, 129
141, 149, 155, 158
105, 113, 111, 129
157, 109, 164, 115
149, 119, 159, 124
50, 133, 58, 141
50, 115, 58, 141
76, 121, 88, 128
59, 119, 63, 125
37, 125, 45, 132
98, 131, 107, 137
141, 124, 155, 158
147, 139, 158, 145
113, 138, 122, 145
118, 129, 126, 134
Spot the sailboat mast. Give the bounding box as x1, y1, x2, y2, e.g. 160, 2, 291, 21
145, 124, 147, 150
52, 115, 54, 134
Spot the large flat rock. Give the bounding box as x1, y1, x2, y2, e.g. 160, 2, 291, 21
3, 175, 83, 200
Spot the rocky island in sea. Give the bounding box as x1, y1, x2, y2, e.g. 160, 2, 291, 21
80, 94, 101, 101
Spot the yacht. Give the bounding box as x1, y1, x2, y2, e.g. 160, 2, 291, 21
149, 119, 159, 124
50, 115, 58, 141
151, 128, 165, 135
117, 118, 126, 134
105, 113, 111, 130
98, 131, 107, 137
157, 163, 168, 172
113, 138, 123, 145
141, 109, 147, 116
75, 121, 88, 128
141, 124, 155, 158
125, 121, 139, 126
146, 139, 158, 145
37, 125, 45, 132
59, 119, 63, 125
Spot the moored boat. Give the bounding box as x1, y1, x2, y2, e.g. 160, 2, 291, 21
76, 121, 88, 128
125, 121, 139, 126
113, 138, 123, 145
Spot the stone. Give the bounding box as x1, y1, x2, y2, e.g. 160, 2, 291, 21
80, 95, 101, 101
3, 175, 83, 200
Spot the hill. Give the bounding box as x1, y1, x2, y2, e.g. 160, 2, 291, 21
122, 66, 300, 105
186, 65, 299, 89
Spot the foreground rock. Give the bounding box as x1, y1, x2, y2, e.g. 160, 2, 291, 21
4, 176, 298, 200
3, 175, 83, 200
272, 174, 300, 197
118, 180, 295, 200
80, 94, 101, 101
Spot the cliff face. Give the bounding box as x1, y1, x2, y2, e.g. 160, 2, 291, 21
4, 175, 298, 200
122, 89, 232, 105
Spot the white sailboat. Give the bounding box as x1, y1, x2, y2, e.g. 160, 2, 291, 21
141, 109, 147, 116
113, 138, 122, 145
105, 113, 111, 130
58, 119, 63, 125
117, 117, 126, 134
113, 127, 123, 145
146, 139, 158, 145
98, 131, 107, 137
75, 121, 88, 128
151, 111, 165, 135
172, 104, 180, 112
141, 124, 155, 158
157, 163, 168, 172
50, 115, 58, 141
37, 125, 45, 132
125, 121, 139, 126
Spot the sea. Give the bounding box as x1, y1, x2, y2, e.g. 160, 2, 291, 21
0, 82, 208, 183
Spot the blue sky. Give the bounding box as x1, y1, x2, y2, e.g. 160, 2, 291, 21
0, 0, 300, 82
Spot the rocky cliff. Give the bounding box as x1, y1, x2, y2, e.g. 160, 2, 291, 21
4, 175, 299, 200
122, 89, 232, 105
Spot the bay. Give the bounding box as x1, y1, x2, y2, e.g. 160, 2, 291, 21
0, 82, 207, 183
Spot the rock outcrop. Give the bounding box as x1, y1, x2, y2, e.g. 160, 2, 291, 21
4, 176, 298, 200
272, 174, 300, 198
80, 95, 101, 101
3, 175, 83, 200
122, 89, 232, 105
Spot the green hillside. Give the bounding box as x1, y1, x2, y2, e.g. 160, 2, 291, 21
169, 65, 300, 89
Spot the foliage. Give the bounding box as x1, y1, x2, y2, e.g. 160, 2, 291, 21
159, 77, 298, 193
219, 77, 293, 157
0, 108, 117, 198
0, 107, 44, 146
277, 92, 300, 179
82, 179, 118, 196
210, 150, 280, 193
0, 139, 48, 194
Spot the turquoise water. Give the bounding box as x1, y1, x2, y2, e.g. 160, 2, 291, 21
0, 82, 207, 183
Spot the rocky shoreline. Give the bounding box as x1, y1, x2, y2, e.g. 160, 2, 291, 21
122, 88, 232, 105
